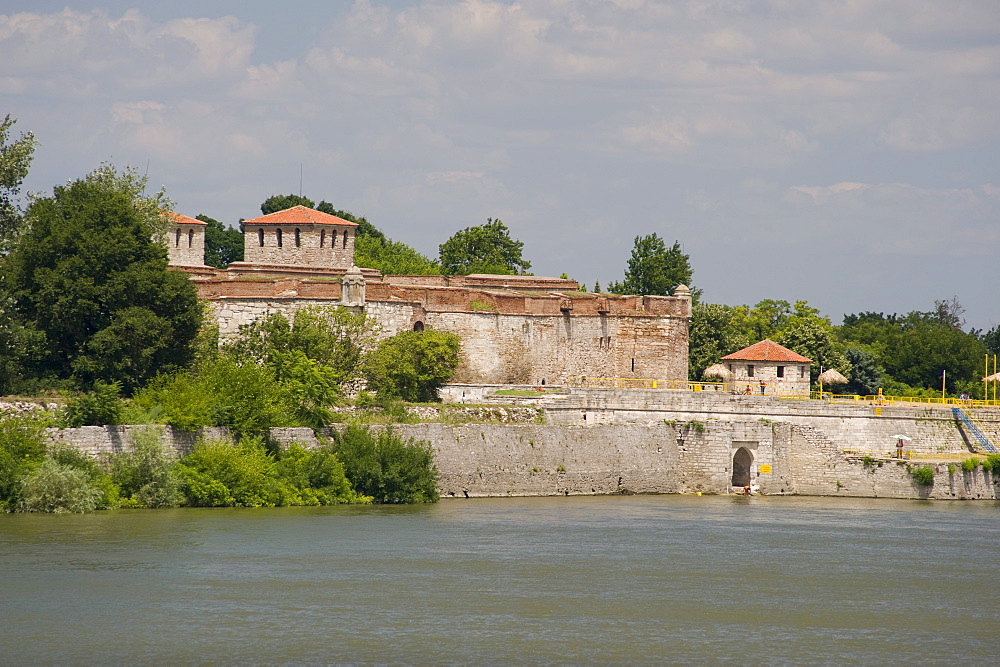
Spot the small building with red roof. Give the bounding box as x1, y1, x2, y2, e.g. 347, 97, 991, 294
165, 211, 207, 267
240, 205, 359, 269
721, 339, 812, 396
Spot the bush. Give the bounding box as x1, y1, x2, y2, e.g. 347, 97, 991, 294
50, 445, 120, 508
18, 457, 102, 513
176, 437, 366, 507
329, 425, 439, 503
910, 465, 935, 486
108, 426, 182, 508
60, 380, 124, 427
0, 414, 49, 510
982, 454, 1000, 472
363, 330, 461, 402
962, 457, 980, 472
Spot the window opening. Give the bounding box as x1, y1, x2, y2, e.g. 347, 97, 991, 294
175, 229, 181, 247
631, 358, 635, 372
258, 228, 264, 247
343, 231, 349, 248
747, 365, 755, 378
776, 366, 784, 378
320, 230, 325, 247
276, 228, 283, 248
188, 229, 194, 248
294, 228, 301, 247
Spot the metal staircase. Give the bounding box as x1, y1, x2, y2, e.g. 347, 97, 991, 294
952, 408, 998, 454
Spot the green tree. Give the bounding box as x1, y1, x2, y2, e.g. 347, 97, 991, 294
609, 234, 696, 298
777, 318, 851, 383
315, 201, 385, 240
439, 218, 531, 276
328, 425, 439, 503
364, 329, 462, 402
198, 214, 243, 268
0, 115, 37, 252
688, 302, 753, 379
355, 235, 440, 275
261, 193, 314, 215
843, 346, 882, 396
982, 325, 1000, 356
2, 165, 202, 393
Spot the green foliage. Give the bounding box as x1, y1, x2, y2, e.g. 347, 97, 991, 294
961, 457, 980, 472
261, 193, 314, 215
2, 165, 202, 393
982, 454, 1000, 472
0, 414, 49, 510
861, 455, 875, 469
108, 427, 182, 508
468, 299, 494, 311
983, 326, 1000, 356
777, 318, 851, 384
314, 201, 385, 241
0, 114, 37, 252
839, 307, 986, 393
328, 425, 439, 503
688, 302, 753, 379
354, 234, 439, 275
17, 457, 102, 513
609, 234, 697, 299
226, 306, 376, 386
198, 214, 244, 268
364, 329, 462, 402
61, 380, 124, 427
843, 346, 883, 396
910, 465, 935, 486
176, 437, 365, 507
439, 218, 531, 276
135, 355, 293, 438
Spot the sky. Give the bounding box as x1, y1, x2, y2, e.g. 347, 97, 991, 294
2, 0, 998, 333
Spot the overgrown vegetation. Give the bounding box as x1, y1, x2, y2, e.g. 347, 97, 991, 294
909, 465, 935, 486
0, 417, 439, 512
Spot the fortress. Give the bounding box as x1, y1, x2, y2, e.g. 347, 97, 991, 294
143, 206, 1000, 500
166, 206, 691, 386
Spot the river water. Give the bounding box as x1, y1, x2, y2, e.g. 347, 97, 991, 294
2, 495, 998, 664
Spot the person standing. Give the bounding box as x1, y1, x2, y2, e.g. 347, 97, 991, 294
759, 379, 766, 395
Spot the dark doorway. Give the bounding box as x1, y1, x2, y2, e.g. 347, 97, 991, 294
732, 447, 753, 487
413, 321, 424, 332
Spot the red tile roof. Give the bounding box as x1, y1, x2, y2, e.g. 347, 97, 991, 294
243, 205, 359, 227
167, 211, 207, 225
721, 339, 812, 363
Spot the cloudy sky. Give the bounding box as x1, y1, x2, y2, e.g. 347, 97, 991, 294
3, 0, 998, 331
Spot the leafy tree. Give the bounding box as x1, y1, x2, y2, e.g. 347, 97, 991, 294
364, 329, 462, 402
261, 193, 314, 215
225, 306, 377, 385
843, 346, 883, 396
0, 115, 37, 252
315, 201, 385, 241
982, 325, 1000, 356
1, 165, 202, 393
777, 318, 851, 383
355, 235, 440, 275
439, 218, 531, 276
608, 234, 697, 298
198, 214, 243, 268
688, 302, 753, 379
328, 425, 439, 503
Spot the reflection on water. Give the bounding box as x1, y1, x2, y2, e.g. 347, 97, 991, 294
2, 496, 998, 663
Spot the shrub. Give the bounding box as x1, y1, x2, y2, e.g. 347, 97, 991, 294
50, 445, 120, 509
363, 330, 462, 402
910, 465, 935, 486
0, 414, 49, 510
18, 457, 102, 513
982, 454, 1000, 472
273, 443, 367, 505
962, 457, 980, 473
108, 426, 182, 508
176, 437, 284, 507
61, 380, 123, 427
328, 425, 439, 503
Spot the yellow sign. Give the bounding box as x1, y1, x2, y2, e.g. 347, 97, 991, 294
759, 465, 772, 474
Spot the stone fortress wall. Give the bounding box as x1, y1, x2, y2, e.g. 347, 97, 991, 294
45, 391, 1000, 500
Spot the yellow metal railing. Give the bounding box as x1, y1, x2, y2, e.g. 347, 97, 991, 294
565, 377, 1000, 407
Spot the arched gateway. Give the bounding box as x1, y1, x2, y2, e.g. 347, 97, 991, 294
732, 447, 754, 488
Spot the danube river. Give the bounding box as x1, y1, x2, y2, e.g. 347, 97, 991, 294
2, 495, 997, 663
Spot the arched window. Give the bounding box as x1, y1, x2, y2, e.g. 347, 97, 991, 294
188, 229, 194, 248
320, 230, 326, 247
257, 228, 264, 247
294, 228, 301, 247
276, 228, 283, 248
175, 229, 181, 247
343, 231, 348, 248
